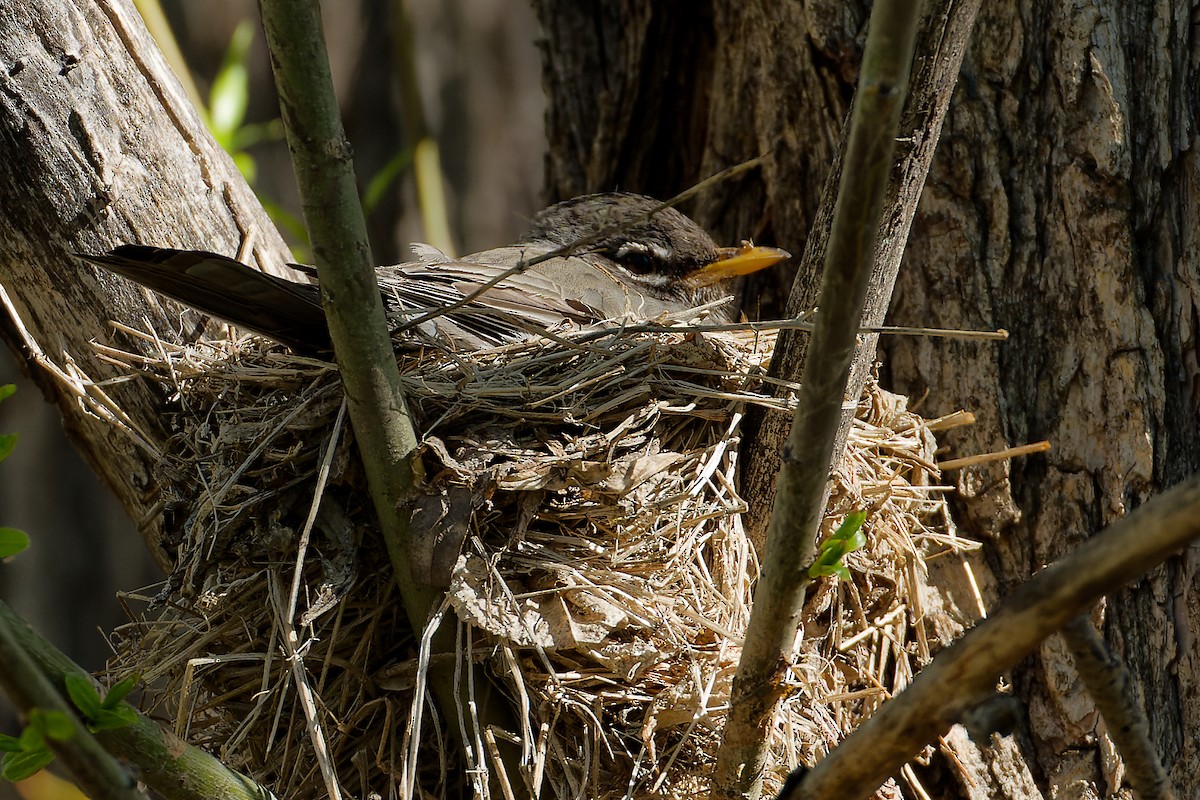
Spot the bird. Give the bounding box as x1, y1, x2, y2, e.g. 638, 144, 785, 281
80, 193, 789, 354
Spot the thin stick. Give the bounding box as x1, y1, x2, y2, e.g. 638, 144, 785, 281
714, 1, 924, 795
577, 317, 1009, 341
937, 441, 1051, 471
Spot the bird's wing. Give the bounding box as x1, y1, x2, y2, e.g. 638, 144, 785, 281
82, 242, 687, 354
80, 246, 329, 352
377, 247, 610, 348
453, 247, 684, 322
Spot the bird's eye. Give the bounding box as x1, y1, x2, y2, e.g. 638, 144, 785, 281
613, 242, 668, 275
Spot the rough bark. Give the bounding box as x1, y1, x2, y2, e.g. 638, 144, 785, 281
535, 0, 1200, 797
1, 0, 1195, 796
882, 2, 1200, 795
0, 0, 291, 564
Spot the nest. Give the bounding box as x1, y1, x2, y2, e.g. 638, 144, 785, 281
92, 321, 974, 799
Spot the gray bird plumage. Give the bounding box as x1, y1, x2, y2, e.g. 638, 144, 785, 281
80, 193, 788, 353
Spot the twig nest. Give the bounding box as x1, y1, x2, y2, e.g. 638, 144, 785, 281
100, 324, 970, 799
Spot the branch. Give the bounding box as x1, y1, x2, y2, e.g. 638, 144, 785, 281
1059, 616, 1178, 800
254, 0, 520, 793
787, 473, 1200, 798
0, 599, 269, 800
714, 1, 922, 796
0, 610, 146, 800
738, 0, 985, 547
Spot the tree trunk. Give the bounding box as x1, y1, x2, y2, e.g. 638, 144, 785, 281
883, 2, 1200, 795
0, 0, 291, 564
535, 0, 1200, 797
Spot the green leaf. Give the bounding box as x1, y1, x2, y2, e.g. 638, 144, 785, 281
34, 711, 74, 743
0, 433, 16, 464
1, 747, 54, 782
0, 709, 76, 781
87, 706, 138, 733
808, 510, 869, 580
64, 675, 139, 732
16, 725, 44, 751
64, 674, 103, 720
0, 384, 14, 402
363, 149, 414, 215
834, 510, 868, 538
208, 20, 255, 144
101, 675, 140, 709
0, 527, 29, 558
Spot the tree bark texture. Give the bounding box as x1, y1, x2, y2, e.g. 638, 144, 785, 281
884, 2, 1200, 796
1, 0, 1196, 796
0, 0, 546, 669
535, 0, 1200, 797
0, 0, 291, 565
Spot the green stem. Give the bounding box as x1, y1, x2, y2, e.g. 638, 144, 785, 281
0, 599, 267, 800
254, 0, 522, 794
713, 1, 923, 797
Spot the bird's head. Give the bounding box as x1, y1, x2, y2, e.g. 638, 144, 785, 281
521, 192, 789, 295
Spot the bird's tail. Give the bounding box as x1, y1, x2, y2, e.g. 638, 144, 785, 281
79, 245, 330, 353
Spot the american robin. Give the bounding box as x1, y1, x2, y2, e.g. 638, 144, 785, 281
80, 192, 788, 353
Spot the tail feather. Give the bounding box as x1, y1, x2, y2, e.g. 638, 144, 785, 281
80, 246, 330, 352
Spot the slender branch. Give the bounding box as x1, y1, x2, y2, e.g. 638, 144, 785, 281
739, 0, 985, 547
786, 473, 1200, 798
0, 600, 269, 800
255, 0, 433, 642
713, 2, 922, 797
254, 1, 521, 793
1060, 616, 1178, 800
0, 611, 146, 800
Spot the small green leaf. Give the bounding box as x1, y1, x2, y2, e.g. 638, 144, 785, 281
64, 674, 103, 719
809, 510, 870, 580
1, 747, 54, 781
34, 711, 74, 743
16, 725, 44, 751
0, 384, 14, 402
64, 675, 139, 732
0, 709, 76, 781
833, 510, 868, 539
0, 527, 29, 558
0, 433, 16, 464
87, 706, 138, 733
101, 675, 140, 709
208, 20, 255, 143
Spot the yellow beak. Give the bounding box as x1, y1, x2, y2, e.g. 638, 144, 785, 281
686, 243, 791, 287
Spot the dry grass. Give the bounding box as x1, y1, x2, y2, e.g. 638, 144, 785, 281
93, 322, 975, 799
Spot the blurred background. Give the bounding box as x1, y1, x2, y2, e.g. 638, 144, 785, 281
0, 0, 545, 685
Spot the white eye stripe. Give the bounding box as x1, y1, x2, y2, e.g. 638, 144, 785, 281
626, 272, 674, 288
615, 242, 673, 262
